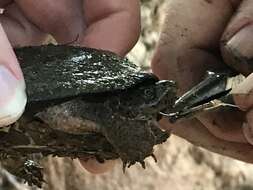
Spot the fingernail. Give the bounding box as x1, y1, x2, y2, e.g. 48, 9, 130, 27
227, 24, 253, 58
79, 158, 116, 174
242, 122, 253, 145
0, 65, 26, 127
223, 24, 253, 75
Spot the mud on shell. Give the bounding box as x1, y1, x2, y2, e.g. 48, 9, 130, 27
10, 45, 177, 179
15, 44, 158, 104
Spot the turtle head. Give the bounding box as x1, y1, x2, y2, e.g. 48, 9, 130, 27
152, 80, 177, 110
138, 80, 177, 116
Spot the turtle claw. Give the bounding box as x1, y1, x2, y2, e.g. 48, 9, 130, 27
140, 161, 146, 169
122, 159, 148, 171
122, 161, 127, 173
121, 153, 159, 172
122, 160, 137, 172
151, 154, 157, 163
127, 161, 135, 168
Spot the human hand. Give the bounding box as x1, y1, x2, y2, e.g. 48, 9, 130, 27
152, 0, 253, 163
0, 0, 140, 172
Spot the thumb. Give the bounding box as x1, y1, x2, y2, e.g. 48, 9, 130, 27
221, 0, 253, 76
0, 24, 26, 127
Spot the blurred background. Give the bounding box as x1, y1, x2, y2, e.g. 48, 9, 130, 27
1, 1, 253, 190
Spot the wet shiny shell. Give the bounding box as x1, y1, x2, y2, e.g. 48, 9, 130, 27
15, 44, 157, 103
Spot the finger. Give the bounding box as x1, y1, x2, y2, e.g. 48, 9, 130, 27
79, 159, 116, 174
232, 73, 253, 144
197, 109, 247, 143
16, 0, 140, 55
173, 51, 247, 143
0, 3, 47, 47
152, 0, 234, 85
0, 0, 13, 8
243, 114, 253, 145
171, 119, 253, 163
81, 0, 140, 56
222, 0, 253, 75
151, 0, 247, 143
0, 23, 26, 127
157, 48, 247, 143
15, 0, 83, 44
231, 73, 253, 111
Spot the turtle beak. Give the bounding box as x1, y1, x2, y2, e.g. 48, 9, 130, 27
155, 80, 176, 99
153, 80, 177, 112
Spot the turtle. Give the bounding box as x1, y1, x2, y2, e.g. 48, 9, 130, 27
0, 45, 177, 187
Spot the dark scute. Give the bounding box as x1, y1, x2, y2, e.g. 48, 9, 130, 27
15, 45, 158, 103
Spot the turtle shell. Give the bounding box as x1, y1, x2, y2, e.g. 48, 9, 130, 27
15, 44, 158, 104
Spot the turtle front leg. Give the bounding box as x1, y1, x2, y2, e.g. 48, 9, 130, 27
101, 116, 161, 169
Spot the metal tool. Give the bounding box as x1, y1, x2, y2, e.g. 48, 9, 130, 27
160, 69, 246, 123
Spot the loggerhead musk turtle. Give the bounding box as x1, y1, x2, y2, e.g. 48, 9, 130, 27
0, 45, 177, 187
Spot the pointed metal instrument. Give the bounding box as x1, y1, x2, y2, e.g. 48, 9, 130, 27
161, 69, 246, 123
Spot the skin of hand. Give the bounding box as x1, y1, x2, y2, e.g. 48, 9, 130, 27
0, 0, 140, 173
152, 0, 253, 163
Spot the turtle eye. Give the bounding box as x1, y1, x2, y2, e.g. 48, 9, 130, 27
144, 89, 154, 99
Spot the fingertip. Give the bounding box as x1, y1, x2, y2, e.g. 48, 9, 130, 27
0, 65, 26, 127
0, 24, 26, 127
79, 159, 116, 174
221, 1, 253, 75
232, 73, 253, 111
0, 24, 23, 80
221, 23, 253, 75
